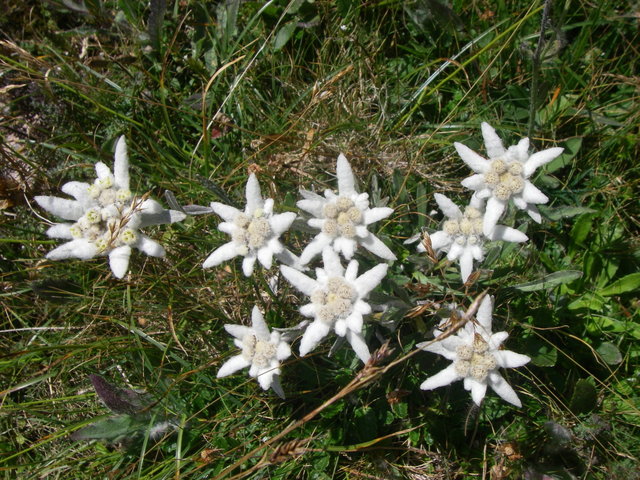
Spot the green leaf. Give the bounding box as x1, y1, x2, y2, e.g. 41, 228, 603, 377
531, 345, 557, 367
569, 212, 596, 250
569, 378, 597, 414
273, 21, 297, 51
511, 270, 582, 292
598, 273, 640, 296
70, 415, 137, 441
543, 206, 596, 221
597, 342, 622, 365
568, 292, 606, 312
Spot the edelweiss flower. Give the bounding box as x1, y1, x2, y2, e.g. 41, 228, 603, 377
297, 154, 396, 264
217, 305, 292, 398
280, 247, 388, 363
202, 174, 297, 276
35, 136, 186, 278
455, 122, 564, 235
418, 296, 530, 407
420, 193, 528, 282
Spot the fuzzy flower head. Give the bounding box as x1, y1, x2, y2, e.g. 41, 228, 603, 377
418, 295, 531, 407
280, 247, 388, 363
420, 193, 528, 282
297, 154, 396, 264
35, 136, 186, 278
217, 306, 291, 398
455, 122, 563, 235
202, 174, 297, 276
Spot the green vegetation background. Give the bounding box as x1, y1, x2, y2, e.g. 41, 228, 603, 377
1, 0, 638, 478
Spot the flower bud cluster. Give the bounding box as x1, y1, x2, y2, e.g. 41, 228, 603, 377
241, 334, 278, 368
482, 159, 525, 201
232, 210, 273, 255
70, 179, 138, 253
311, 276, 357, 324
442, 205, 484, 248
321, 196, 364, 239
454, 335, 498, 381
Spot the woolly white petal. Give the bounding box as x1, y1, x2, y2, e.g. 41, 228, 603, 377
46, 223, 74, 239
322, 247, 344, 276
459, 247, 474, 283
434, 193, 462, 219
420, 363, 460, 390
512, 195, 528, 210
461, 174, 486, 191
335, 319, 347, 337
136, 235, 165, 257
353, 299, 371, 316
481, 122, 506, 158
245, 174, 264, 214
487, 331, 509, 349
257, 369, 276, 391
46, 239, 98, 260
521, 182, 549, 205
299, 234, 331, 265
224, 324, 253, 339
60, 181, 90, 201
300, 303, 316, 317
363, 207, 393, 225
494, 350, 530, 369
299, 321, 331, 356
281, 265, 318, 296
109, 245, 132, 278
525, 204, 542, 223
35, 196, 85, 221
94, 162, 112, 180
416, 341, 458, 361
139, 198, 164, 214
447, 242, 464, 261
345, 311, 364, 333
524, 147, 563, 178
429, 231, 451, 251
217, 355, 251, 378
483, 197, 506, 236
210, 202, 241, 222
345, 329, 370, 363
334, 237, 357, 259
454, 142, 490, 173
251, 306, 270, 341
242, 255, 256, 277
476, 295, 493, 332
468, 378, 488, 406
297, 197, 325, 218
203, 242, 238, 269
270, 212, 296, 235
489, 225, 528, 243
360, 233, 396, 261
354, 263, 387, 297
276, 342, 291, 361
488, 371, 522, 407
336, 154, 356, 196
257, 246, 274, 270
113, 136, 130, 190
269, 375, 285, 398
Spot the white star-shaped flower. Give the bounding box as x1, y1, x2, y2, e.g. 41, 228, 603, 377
418, 295, 530, 407
35, 136, 186, 278
202, 174, 297, 276
455, 122, 563, 235
280, 247, 388, 363
297, 154, 396, 264
420, 193, 528, 282
217, 305, 292, 398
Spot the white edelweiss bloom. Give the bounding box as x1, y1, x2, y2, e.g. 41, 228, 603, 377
455, 122, 564, 235
419, 193, 528, 282
280, 247, 388, 363
297, 154, 396, 265
217, 305, 292, 398
202, 173, 297, 277
35, 136, 186, 279
418, 295, 531, 407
